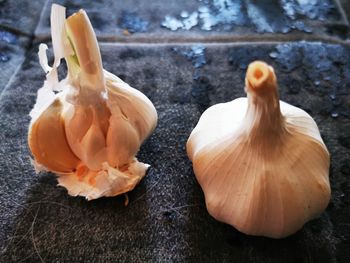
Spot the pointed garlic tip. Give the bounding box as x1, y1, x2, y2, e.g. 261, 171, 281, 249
65, 9, 104, 90
187, 61, 330, 238
28, 4, 158, 200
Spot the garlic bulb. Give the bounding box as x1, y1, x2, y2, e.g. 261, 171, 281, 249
187, 61, 330, 238
28, 4, 157, 200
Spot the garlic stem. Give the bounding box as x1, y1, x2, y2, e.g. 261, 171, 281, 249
244, 61, 285, 141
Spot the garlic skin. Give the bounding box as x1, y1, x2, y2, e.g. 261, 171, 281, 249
28, 5, 157, 200
187, 61, 330, 238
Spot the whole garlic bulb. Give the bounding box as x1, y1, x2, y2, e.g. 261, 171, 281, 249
187, 61, 330, 238
28, 5, 157, 200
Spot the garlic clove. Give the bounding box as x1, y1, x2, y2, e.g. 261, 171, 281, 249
105, 70, 158, 140
187, 61, 330, 238
106, 113, 140, 167
64, 105, 110, 171
28, 99, 80, 172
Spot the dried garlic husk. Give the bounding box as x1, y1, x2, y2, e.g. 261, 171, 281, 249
28, 4, 157, 200
187, 61, 330, 238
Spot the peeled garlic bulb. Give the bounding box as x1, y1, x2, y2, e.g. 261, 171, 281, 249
28, 5, 157, 200
187, 61, 330, 238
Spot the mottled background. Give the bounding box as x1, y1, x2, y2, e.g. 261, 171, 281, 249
0, 0, 350, 262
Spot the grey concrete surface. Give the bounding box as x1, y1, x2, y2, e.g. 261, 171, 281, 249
34, 0, 347, 42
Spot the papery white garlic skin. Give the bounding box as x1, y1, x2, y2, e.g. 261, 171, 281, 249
28, 5, 157, 200
187, 61, 330, 238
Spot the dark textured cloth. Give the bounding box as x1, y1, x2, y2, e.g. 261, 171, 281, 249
0, 43, 350, 262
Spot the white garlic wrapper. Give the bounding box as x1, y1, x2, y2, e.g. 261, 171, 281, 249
187, 61, 330, 238
28, 5, 157, 200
